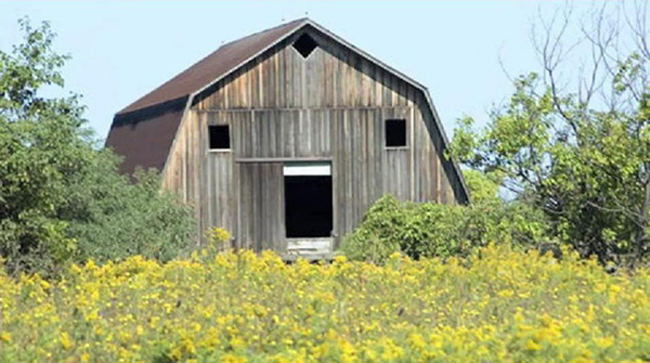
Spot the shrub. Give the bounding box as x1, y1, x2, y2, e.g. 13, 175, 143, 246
341, 194, 548, 263
67, 166, 194, 265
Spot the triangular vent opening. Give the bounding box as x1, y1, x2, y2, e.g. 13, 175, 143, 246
292, 33, 318, 58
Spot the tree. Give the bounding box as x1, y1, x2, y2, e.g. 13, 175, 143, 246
0, 18, 194, 276
451, 2, 650, 265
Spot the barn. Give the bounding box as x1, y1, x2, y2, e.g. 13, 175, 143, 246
105, 18, 469, 258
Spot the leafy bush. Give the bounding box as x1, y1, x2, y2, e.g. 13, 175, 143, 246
0, 19, 194, 276
1, 245, 649, 362
341, 193, 548, 263
66, 166, 194, 264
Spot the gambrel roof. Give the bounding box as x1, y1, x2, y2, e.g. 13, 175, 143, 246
119, 18, 307, 114
105, 18, 468, 201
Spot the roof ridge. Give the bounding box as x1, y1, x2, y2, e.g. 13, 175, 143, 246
219, 17, 308, 49
117, 18, 309, 115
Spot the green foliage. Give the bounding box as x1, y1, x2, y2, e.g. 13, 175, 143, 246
461, 169, 503, 204
0, 18, 194, 276
342, 190, 548, 263
449, 50, 650, 265
340, 196, 403, 263
66, 165, 194, 264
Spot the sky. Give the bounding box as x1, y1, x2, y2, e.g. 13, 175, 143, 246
0, 1, 607, 141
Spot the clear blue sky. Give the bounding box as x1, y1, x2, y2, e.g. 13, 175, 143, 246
0, 1, 603, 141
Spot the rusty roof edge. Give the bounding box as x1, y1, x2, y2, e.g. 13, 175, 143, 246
116, 42, 225, 115
117, 19, 310, 115
218, 17, 309, 50
189, 18, 310, 101
303, 19, 469, 202
110, 96, 188, 127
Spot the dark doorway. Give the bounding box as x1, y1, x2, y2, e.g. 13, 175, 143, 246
284, 175, 333, 237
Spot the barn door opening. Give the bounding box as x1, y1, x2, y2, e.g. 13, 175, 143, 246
283, 162, 333, 238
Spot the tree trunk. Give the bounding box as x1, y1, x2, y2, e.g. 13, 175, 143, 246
635, 179, 650, 265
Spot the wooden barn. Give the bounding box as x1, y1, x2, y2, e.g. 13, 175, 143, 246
105, 18, 469, 258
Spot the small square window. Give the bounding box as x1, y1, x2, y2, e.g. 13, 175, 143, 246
385, 119, 407, 147
209, 125, 230, 150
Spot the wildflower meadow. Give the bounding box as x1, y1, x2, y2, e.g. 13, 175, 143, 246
1, 245, 649, 362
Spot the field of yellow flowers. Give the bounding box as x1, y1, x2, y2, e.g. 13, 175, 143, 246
0, 245, 649, 363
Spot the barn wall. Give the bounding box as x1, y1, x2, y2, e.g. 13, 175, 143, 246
163, 27, 462, 251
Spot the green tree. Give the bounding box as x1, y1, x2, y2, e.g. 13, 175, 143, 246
450, 3, 650, 265
0, 18, 194, 276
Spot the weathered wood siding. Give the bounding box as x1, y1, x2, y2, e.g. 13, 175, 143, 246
162, 27, 465, 251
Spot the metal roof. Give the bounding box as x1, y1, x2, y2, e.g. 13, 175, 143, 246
118, 18, 307, 114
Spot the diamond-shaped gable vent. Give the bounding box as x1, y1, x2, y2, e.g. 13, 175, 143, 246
292, 33, 318, 58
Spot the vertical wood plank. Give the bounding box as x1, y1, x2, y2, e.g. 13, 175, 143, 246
162, 34, 465, 256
